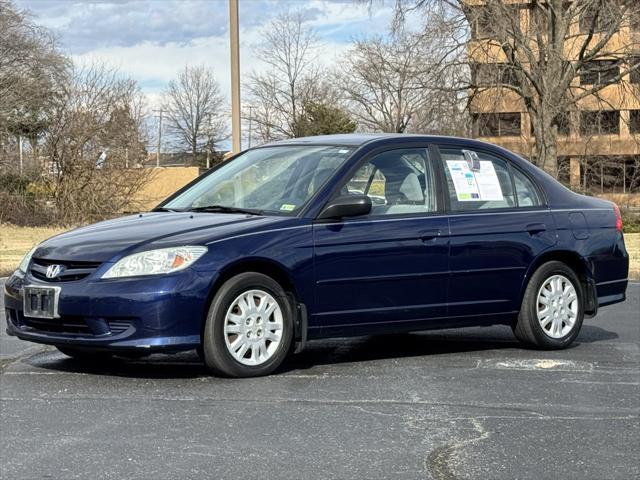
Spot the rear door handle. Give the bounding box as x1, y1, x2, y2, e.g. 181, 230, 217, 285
420, 229, 442, 241
526, 223, 546, 235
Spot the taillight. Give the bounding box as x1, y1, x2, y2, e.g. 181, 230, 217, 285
613, 203, 623, 232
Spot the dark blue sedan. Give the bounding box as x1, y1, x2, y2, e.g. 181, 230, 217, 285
4, 134, 629, 377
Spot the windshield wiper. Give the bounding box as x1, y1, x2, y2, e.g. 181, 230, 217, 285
152, 207, 180, 212
188, 205, 263, 216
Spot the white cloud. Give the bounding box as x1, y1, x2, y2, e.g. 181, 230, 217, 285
19, 0, 407, 149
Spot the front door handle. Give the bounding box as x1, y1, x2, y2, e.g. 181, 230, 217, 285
420, 229, 442, 242
526, 223, 547, 235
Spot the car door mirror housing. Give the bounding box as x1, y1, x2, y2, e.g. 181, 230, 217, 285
317, 195, 372, 220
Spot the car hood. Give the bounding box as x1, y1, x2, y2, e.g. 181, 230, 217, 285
34, 212, 298, 263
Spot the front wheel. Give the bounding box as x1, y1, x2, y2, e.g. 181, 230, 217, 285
202, 272, 294, 377
513, 261, 584, 349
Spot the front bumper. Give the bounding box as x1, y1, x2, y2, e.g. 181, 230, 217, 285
4, 269, 216, 353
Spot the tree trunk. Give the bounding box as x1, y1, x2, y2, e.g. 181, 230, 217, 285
534, 123, 559, 178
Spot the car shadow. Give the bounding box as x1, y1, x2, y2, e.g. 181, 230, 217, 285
22, 324, 618, 379
23, 349, 209, 379
575, 324, 619, 343
283, 328, 520, 372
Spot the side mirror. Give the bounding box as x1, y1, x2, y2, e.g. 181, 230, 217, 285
317, 195, 372, 220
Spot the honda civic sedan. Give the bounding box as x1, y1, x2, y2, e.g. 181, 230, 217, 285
4, 134, 629, 377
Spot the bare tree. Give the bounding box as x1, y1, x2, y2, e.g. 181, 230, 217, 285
0, 0, 69, 168
392, 0, 640, 177
337, 29, 467, 134
43, 63, 151, 224
246, 10, 323, 141
163, 65, 227, 156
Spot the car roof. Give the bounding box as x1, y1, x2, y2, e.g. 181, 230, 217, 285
264, 133, 503, 150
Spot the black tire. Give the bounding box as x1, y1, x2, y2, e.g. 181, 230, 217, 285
56, 346, 114, 361
202, 272, 294, 377
513, 261, 584, 349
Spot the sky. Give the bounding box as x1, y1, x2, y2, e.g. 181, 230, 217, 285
16, 0, 400, 131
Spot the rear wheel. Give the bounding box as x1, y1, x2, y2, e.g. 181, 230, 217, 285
513, 261, 584, 349
202, 272, 294, 377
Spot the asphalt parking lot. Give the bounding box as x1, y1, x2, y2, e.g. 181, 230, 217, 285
1, 281, 638, 480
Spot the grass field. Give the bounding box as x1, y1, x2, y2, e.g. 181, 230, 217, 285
0, 225, 67, 276
1, 224, 639, 279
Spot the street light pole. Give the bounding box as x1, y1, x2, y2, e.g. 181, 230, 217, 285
229, 0, 241, 153
154, 109, 163, 167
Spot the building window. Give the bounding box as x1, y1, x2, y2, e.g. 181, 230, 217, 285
631, 10, 640, 32
474, 113, 521, 137
580, 60, 620, 85
469, 6, 521, 40
580, 2, 621, 33
630, 56, 640, 84
556, 112, 571, 137
630, 111, 640, 134
580, 111, 620, 136
531, 113, 571, 137
472, 64, 520, 88
529, 6, 549, 34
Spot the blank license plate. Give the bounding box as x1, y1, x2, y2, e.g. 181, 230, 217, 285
23, 286, 61, 319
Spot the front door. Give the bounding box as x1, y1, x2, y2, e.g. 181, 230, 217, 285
312, 147, 449, 335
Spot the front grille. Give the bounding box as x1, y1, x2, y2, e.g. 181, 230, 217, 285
23, 316, 93, 335
108, 321, 131, 335
30, 258, 102, 282
20, 315, 134, 337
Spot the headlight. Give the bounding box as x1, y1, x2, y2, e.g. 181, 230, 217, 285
101, 246, 207, 279
18, 246, 38, 273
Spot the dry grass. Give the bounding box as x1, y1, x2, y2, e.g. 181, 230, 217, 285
626, 233, 640, 281
1, 225, 639, 280
0, 224, 67, 276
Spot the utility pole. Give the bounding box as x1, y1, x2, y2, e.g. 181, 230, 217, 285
154, 109, 163, 167
229, 0, 241, 153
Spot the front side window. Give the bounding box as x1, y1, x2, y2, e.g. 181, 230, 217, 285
164, 145, 353, 215
440, 148, 516, 211
342, 148, 437, 216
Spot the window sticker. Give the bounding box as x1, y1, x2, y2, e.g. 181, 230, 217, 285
446, 160, 503, 202
279, 204, 296, 211
446, 160, 480, 201
474, 161, 504, 201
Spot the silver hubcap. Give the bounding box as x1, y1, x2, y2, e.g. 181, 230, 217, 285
223, 289, 283, 366
536, 274, 579, 339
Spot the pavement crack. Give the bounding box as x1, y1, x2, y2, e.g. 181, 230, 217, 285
425, 418, 490, 480
0, 345, 51, 374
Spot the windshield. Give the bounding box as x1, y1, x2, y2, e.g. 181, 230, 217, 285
163, 145, 354, 215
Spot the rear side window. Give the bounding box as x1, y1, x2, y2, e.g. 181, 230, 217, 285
440, 148, 516, 211
512, 167, 542, 207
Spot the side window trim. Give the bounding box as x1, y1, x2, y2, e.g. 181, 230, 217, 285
428, 144, 448, 215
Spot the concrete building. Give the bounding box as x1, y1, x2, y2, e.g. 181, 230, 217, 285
466, 0, 639, 194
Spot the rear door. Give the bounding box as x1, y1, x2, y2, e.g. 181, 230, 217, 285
437, 146, 556, 318
312, 146, 449, 334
